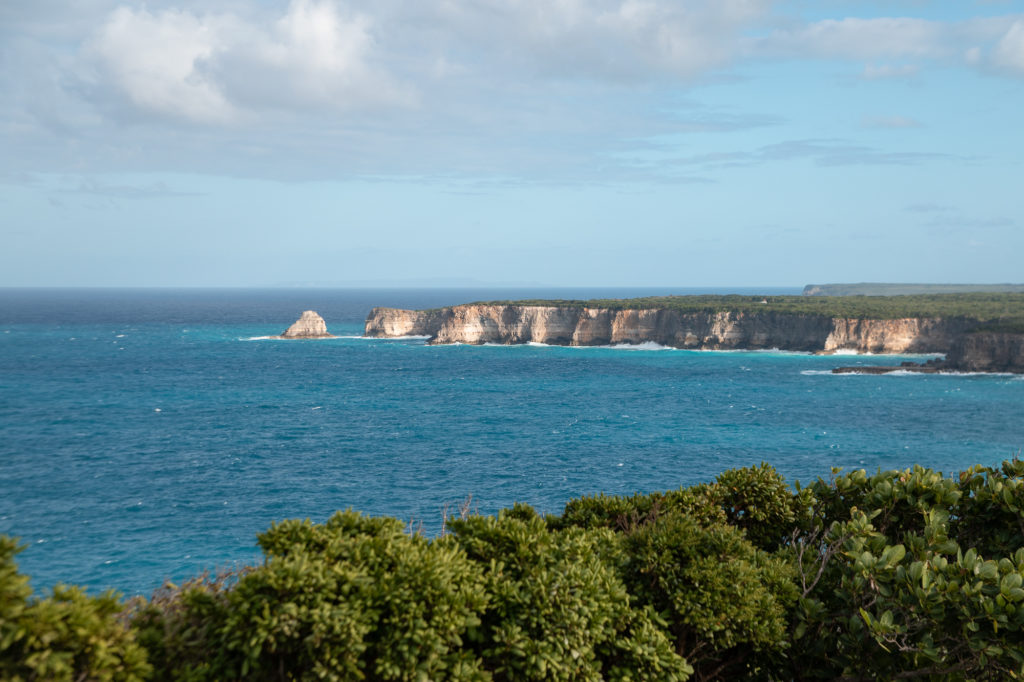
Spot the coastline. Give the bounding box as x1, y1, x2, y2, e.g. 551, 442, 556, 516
363, 298, 1024, 373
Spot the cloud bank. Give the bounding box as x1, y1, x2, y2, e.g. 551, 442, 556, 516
2, 1, 1023, 182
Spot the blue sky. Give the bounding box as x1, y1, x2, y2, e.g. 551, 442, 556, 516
2, 0, 1022, 287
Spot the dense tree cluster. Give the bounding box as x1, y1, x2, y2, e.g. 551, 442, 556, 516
4, 460, 1024, 680
471, 293, 1024, 332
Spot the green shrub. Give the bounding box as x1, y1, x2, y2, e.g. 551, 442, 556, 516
0, 536, 151, 682
954, 459, 1024, 557
137, 510, 490, 681
715, 463, 814, 551
790, 466, 1024, 679
450, 504, 691, 681
555, 484, 726, 533
12, 460, 1024, 680
618, 513, 796, 678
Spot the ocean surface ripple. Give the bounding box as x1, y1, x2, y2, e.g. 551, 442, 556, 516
1, 288, 1022, 595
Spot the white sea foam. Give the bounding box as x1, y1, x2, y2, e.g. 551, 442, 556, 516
342, 335, 430, 340
243, 335, 347, 341
827, 349, 945, 359
607, 341, 673, 351
803, 369, 1022, 378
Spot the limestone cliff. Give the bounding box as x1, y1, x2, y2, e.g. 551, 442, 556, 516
279, 310, 335, 339
823, 317, 975, 354
363, 308, 451, 338
946, 333, 1024, 373
364, 305, 973, 354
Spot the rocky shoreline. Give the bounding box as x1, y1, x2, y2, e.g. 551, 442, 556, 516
364, 304, 1024, 373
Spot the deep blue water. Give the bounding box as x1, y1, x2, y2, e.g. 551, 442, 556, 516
2, 287, 1022, 596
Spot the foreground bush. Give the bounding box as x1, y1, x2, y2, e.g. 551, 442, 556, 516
4, 460, 1024, 680
0, 536, 150, 681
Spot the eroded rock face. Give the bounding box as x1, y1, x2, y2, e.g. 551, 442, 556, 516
363, 308, 449, 337
824, 317, 972, 354
364, 305, 1024, 371
280, 310, 334, 338
946, 333, 1024, 372
364, 305, 972, 354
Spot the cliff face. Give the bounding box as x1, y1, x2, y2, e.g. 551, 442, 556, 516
824, 317, 974, 354
946, 333, 1024, 372
364, 308, 450, 337
364, 305, 971, 354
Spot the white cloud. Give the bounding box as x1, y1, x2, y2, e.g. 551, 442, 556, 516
753, 14, 1024, 70
755, 17, 948, 60
412, 0, 772, 80
2, 1, 1023, 184
991, 20, 1024, 73
87, 7, 235, 123
860, 63, 920, 80
83, 0, 412, 124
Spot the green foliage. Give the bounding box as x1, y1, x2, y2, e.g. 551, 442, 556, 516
558, 464, 810, 551
620, 514, 796, 678
138, 509, 490, 681
789, 464, 1024, 679
555, 484, 726, 532
450, 504, 691, 681
804, 283, 1024, 296
10, 460, 1024, 680
472, 293, 1024, 331
0, 536, 151, 682
715, 463, 814, 551
955, 459, 1024, 557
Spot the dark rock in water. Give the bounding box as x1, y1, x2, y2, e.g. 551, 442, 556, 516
279, 311, 335, 339
833, 365, 941, 375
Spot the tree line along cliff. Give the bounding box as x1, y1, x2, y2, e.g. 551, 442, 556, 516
803, 283, 1024, 296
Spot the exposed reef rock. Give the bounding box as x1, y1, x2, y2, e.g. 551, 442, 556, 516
278, 310, 335, 339
366, 305, 972, 353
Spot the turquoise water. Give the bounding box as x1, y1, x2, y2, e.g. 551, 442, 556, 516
2, 288, 1022, 595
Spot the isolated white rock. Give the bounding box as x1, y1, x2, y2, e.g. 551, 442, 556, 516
280, 310, 334, 338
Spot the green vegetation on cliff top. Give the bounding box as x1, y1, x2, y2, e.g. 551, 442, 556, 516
468, 293, 1024, 331
803, 283, 1024, 296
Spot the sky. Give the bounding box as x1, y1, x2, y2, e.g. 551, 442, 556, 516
1, 0, 1023, 287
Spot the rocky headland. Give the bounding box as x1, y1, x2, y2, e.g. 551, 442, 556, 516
277, 310, 335, 339
834, 332, 1024, 375
364, 302, 1024, 373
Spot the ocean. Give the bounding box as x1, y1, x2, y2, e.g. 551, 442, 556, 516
2, 287, 1022, 596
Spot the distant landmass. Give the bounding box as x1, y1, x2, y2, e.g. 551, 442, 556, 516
364, 293, 1024, 372
803, 283, 1024, 296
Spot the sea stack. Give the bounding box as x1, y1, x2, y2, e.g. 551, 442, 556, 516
279, 310, 335, 339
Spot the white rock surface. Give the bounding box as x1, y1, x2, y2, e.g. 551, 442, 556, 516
280, 310, 334, 338
366, 305, 974, 353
